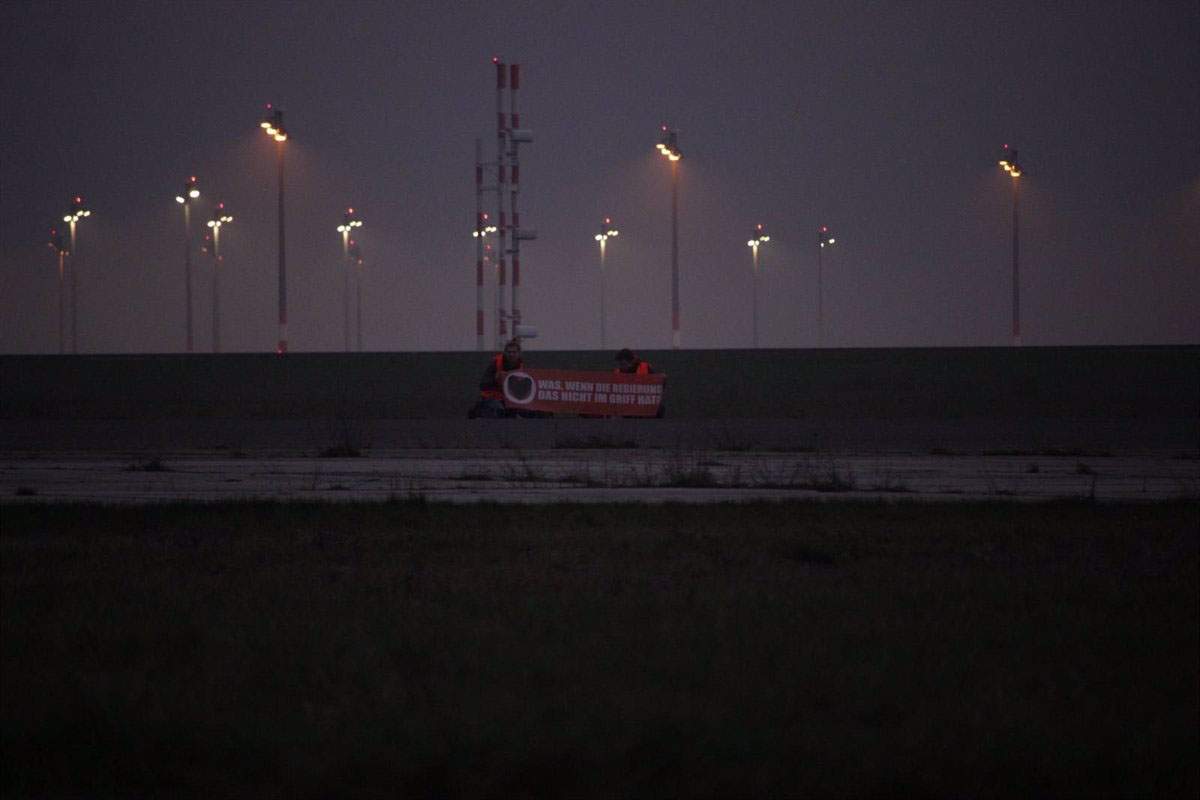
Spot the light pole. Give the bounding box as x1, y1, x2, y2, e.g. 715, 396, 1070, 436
998, 144, 1023, 346
336, 207, 363, 351
47, 227, 67, 354
174, 175, 200, 352
816, 224, 835, 347
594, 217, 619, 350
62, 196, 90, 354
474, 138, 486, 351
206, 204, 233, 353
349, 239, 364, 351
747, 223, 770, 348
656, 125, 682, 349
261, 104, 288, 353
471, 213, 498, 349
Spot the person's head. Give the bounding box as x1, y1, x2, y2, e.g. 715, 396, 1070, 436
615, 348, 636, 372
502, 338, 522, 367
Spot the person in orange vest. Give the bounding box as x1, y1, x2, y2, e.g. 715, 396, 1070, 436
613, 348, 665, 417
614, 348, 653, 375
469, 338, 523, 418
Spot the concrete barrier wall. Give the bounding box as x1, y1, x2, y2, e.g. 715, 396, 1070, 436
2, 347, 1197, 422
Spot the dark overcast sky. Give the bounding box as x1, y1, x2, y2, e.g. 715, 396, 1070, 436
2, 0, 1197, 353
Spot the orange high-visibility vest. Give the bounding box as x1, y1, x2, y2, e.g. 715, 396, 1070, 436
482, 354, 523, 400
613, 361, 651, 376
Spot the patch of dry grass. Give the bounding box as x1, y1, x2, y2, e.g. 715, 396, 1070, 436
2, 500, 1197, 797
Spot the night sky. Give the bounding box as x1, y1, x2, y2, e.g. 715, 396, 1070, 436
2, 0, 1197, 354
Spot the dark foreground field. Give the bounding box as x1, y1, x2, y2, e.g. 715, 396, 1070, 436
3, 501, 1197, 797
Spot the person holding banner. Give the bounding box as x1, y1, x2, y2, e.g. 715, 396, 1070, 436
614, 348, 654, 376
469, 338, 524, 418
614, 348, 665, 417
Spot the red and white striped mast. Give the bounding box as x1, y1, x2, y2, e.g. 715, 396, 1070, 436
509, 62, 522, 336
494, 57, 508, 348
507, 62, 536, 342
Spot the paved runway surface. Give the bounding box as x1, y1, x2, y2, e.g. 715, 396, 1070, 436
4, 448, 1196, 504
3, 415, 1195, 504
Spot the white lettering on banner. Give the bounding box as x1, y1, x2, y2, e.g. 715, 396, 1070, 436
609, 383, 662, 395
505, 369, 663, 414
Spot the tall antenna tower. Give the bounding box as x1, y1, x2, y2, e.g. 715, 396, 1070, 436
479, 56, 537, 349
494, 58, 508, 348
507, 62, 536, 338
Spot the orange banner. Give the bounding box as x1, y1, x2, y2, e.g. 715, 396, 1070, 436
501, 368, 665, 417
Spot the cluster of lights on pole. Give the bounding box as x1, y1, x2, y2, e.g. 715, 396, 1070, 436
336, 207, 363, 235
174, 176, 200, 205
747, 223, 769, 251
655, 125, 682, 161
260, 105, 287, 141
472, 212, 497, 238
998, 144, 1022, 177
595, 217, 619, 243
207, 203, 234, 231
63, 196, 91, 223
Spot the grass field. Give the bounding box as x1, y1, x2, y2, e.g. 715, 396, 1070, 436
3, 500, 1197, 797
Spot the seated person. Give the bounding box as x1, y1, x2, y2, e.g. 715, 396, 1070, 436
468, 338, 523, 418
613, 348, 664, 417
614, 347, 653, 375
